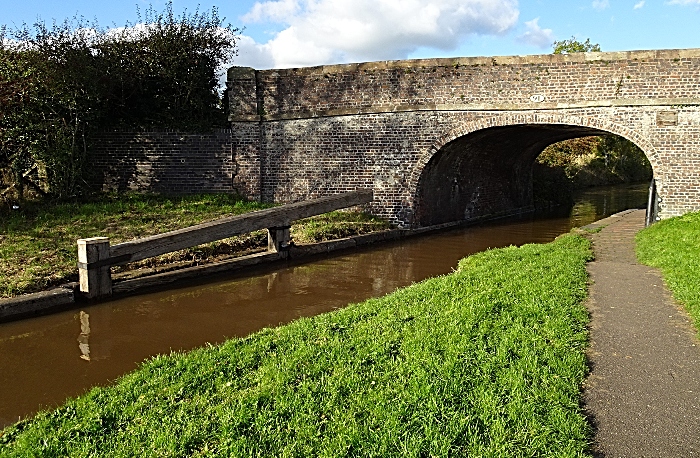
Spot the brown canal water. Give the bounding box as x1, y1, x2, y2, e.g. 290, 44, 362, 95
0, 183, 648, 428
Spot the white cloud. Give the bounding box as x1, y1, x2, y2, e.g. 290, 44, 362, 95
235, 0, 520, 69
634, 1, 646, 8
1, 36, 23, 50
104, 23, 153, 41
518, 17, 554, 49
592, 0, 610, 10
234, 34, 277, 69
242, 0, 301, 23
667, 0, 700, 4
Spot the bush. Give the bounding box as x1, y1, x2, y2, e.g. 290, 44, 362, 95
0, 2, 238, 199
535, 135, 652, 191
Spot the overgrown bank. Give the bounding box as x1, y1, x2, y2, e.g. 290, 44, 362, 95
533, 135, 652, 209
636, 211, 700, 333
0, 194, 391, 298
0, 234, 593, 456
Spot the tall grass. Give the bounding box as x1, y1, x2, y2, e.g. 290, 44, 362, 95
636, 210, 700, 332
0, 234, 593, 457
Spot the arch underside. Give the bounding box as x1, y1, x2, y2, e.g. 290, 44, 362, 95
413, 124, 611, 227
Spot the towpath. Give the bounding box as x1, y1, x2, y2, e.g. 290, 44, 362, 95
582, 209, 700, 457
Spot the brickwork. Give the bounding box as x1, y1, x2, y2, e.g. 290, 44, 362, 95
91, 130, 237, 195
230, 49, 700, 121
230, 107, 700, 226
228, 48, 700, 227
89, 49, 700, 228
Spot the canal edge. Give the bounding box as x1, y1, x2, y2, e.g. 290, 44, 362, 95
0, 221, 464, 323
2, 208, 638, 323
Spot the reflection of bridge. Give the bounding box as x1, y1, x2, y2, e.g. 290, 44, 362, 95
228, 49, 700, 228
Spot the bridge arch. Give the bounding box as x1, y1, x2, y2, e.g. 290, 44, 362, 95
409, 113, 659, 227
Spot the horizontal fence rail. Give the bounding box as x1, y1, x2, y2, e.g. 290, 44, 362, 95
77, 189, 373, 299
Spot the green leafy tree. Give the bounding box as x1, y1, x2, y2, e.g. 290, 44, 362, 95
595, 134, 652, 182
0, 2, 238, 200
537, 136, 599, 173
552, 37, 601, 54
1, 23, 106, 198
96, 4, 238, 129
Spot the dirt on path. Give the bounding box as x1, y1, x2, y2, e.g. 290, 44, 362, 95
583, 209, 700, 457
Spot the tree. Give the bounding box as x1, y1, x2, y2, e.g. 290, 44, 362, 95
0, 2, 239, 199
1, 23, 107, 198
95, 3, 238, 130
552, 37, 601, 54
595, 134, 652, 183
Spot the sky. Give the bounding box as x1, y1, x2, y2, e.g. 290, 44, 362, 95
2, 0, 700, 70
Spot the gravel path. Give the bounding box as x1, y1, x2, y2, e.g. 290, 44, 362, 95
582, 209, 700, 457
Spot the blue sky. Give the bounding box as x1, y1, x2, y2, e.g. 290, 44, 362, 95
2, 0, 700, 69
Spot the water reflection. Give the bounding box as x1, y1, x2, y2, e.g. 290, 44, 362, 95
0, 184, 648, 429
78, 311, 91, 361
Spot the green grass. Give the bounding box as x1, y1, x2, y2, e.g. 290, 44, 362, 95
0, 234, 593, 457
580, 225, 604, 234
0, 195, 391, 298
291, 211, 390, 243
636, 210, 700, 332
0, 194, 270, 297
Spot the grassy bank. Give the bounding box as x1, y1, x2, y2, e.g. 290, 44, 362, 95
0, 234, 593, 457
0, 194, 391, 298
636, 211, 700, 332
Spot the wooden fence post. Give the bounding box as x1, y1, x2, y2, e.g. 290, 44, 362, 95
77, 237, 112, 298
267, 226, 291, 259
73, 191, 372, 299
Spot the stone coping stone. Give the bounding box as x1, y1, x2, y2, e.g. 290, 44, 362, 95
231, 48, 700, 76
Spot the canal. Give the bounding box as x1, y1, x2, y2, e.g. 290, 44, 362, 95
0, 183, 648, 428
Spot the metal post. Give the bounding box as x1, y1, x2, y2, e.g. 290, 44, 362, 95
77, 237, 112, 298
645, 179, 657, 227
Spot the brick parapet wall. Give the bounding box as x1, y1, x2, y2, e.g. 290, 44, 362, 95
90, 130, 239, 196
229, 48, 700, 122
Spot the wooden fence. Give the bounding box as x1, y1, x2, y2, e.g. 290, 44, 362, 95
77, 190, 373, 299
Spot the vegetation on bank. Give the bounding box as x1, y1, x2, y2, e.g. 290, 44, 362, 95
636, 211, 700, 332
0, 193, 391, 298
533, 135, 652, 208
1, 2, 238, 200
552, 37, 601, 54
0, 234, 593, 456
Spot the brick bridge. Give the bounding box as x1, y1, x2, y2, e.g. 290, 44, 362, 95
95, 48, 700, 228
225, 47, 700, 228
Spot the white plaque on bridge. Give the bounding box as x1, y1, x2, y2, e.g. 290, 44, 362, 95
529, 94, 546, 103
